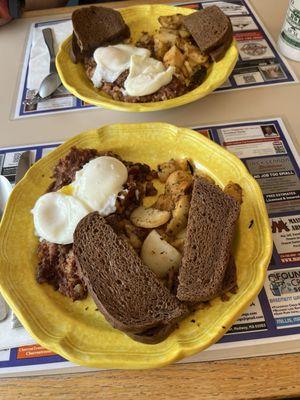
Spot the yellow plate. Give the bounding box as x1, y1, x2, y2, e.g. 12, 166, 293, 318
0, 123, 272, 369
56, 4, 238, 112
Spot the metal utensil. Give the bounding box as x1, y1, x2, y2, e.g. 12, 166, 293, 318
0, 175, 12, 218
10, 151, 32, 328
15, 151, 31, 184
0, 175, 12, 321
23, 28, 61, 106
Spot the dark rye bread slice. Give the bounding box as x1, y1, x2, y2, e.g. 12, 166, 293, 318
177, 176, 240, 303
209, 21, 233, 62
74, 212, 188, 334
72, 6, 130, 56
183, 6, 232, 54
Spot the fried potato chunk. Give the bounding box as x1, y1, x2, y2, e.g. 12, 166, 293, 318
157, 158, 189, 182
154, 194, 174, 212
183, 42, 208, 65
166, 195, 190, 236
171, 228, 187, 252
224, 182, 243, 204
165, 170, 193, 200
163, 45, 185, 69
158, 14, 184, 30
130, 206, 171, 228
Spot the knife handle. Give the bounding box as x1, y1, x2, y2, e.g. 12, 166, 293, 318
42, 28, 56, 74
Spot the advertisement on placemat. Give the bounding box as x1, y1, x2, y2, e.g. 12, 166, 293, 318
265, 268, 300, 329
0, 117, 299, 376
271, 215, 300, 265
227, 299, 267, 334
0, 150, 36, 184
14, 0, 297, 119
246, 156, 300, 214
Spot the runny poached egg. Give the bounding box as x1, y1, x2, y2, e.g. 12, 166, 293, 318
32, 156, 128, 244
32, 192, 89, 245
92, 44, 150, 88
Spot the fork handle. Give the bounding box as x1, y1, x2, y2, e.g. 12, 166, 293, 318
42, 28, 56, 74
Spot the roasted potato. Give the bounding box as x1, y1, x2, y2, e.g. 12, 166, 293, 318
176, 158, 189, 171
181, 61, 192, 78
136, 32, 153, 48
154, 29, 178, 47
157, 158, 190, 183
123, 221, 143, 250
153, 36, 171, 60
130, 206, 171, 228
165, 170, 193, 200
154, 194, 174, 211
166, 195, 190, 236
183, 42, 208, 65
171, 228, 187, 253
224, 182, 243, 204
163, 45, 185, 69
158, 14, 184, 30
141, 230, 182, 277
175, 36, 188, 52
120, 233, 139, 253
178, 28, 191, 39
157, 159, 178, 182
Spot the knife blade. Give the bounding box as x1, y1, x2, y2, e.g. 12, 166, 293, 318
10, 151, 32, 328
15, 151, 31, 184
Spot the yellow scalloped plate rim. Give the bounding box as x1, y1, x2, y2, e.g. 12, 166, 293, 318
56, 4, 238, 112
0, 123, 272, 369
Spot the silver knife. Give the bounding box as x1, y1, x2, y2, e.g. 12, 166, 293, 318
15, 151, 31, 184
11, 151, 32, 328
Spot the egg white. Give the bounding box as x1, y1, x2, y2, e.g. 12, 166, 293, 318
32, 192, 89, 245
71, 156, 128, 212
124, 55, 175, 96
92, 44, 150, 88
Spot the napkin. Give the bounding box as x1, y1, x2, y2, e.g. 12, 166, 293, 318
27, 20, 73, 91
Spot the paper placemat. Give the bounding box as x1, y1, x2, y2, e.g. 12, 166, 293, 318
13, 0, 298, 119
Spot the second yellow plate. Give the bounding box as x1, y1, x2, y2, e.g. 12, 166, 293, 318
56, 4, 238, 112
0, 123, 272, 369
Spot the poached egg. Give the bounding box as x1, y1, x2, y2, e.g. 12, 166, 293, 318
91, 44, 175, 96
32, 192, 89, 245
92, 44, 150, 88
32, 156, 128, 244
124, 55, 174, 96
71, 156, 128, 212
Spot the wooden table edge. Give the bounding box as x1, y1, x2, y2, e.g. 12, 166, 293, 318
3, 1, 300, 399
